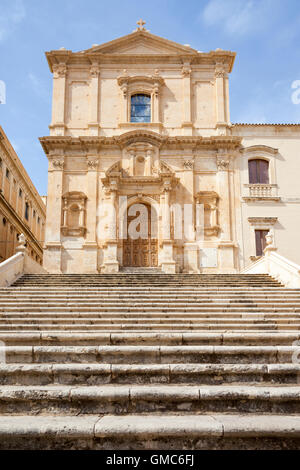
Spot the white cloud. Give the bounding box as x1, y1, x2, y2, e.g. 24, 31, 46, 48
202, 0, 277, 36
0, 0, 25, 42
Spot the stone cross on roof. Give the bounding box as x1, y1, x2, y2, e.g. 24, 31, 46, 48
136, 19, 146, 31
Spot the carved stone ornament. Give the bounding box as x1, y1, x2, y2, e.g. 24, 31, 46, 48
90, 64, 100, 78
215, 62, 226, 79
182, 65, 192, 76
160, 161, 173, 175
183, 160, 194, 170
151, 164, 159, 175
217, 159, 229, 171
87, 159, 99, 170
53, 63, 67, 79
52, 159, 64, 170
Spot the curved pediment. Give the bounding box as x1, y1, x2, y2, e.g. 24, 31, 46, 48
242, 145, 279, 156
116, 130, 166, 148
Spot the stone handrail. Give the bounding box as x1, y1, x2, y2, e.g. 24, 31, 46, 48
0, 234, 47, 287
0, 252, 24, 287
242, 249, 300, 288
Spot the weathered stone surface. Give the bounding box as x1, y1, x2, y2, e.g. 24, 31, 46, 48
0, 273, 299, 448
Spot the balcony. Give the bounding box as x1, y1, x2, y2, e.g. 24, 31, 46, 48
243, 184, 280, 202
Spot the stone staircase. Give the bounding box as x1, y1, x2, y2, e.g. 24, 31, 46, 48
0, 273, 300, 449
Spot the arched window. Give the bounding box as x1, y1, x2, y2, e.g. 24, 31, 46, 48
130, 94, 151, 123
248, 159, 269, 184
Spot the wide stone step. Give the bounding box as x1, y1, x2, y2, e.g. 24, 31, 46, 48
0, 331, 299, 346
1, 413, 300, 450
1, 313, 300, 321
1, 315, 300, 322
0, 384, 298, 414
1, 288, 292, 294
3, 345, 296, 364
1, 319, 300, 327
2, 301, 300, 309
1, 295, 299, 302
0, 363, 299, 386
2, 306, 300, 314
0, 324, 300, 332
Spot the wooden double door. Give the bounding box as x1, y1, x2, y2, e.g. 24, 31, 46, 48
123, 204, 158, 267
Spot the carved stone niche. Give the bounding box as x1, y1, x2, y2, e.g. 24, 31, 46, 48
125, 143, 157, 177
195, 191, 220, 238
61, 191, 87, 237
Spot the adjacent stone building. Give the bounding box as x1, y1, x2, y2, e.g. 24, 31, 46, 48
0, 126, 46, 264
40, 21, 300, 274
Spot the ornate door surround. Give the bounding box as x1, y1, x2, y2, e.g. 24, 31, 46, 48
123, 203, 158, 267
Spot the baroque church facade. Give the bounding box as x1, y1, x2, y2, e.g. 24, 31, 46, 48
41, 21, 300, 274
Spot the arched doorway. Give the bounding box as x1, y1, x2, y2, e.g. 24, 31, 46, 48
123, 203, 158, 267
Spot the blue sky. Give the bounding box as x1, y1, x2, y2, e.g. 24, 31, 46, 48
0, 0, 300, 195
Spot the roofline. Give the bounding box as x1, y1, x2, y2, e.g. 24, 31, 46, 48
232, 123, 300, 127
45, 29, 236, 73
83, 29, 199, 54
0, 126, 46, 216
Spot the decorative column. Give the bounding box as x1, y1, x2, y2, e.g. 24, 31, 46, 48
118, 72, 129, 123
50, 63, 67, 136
83, 154, 99, 273
224, 72, 230, 124
43, 153, 64, 273
217, 150, 235, 273
152, 72, 161, 123
88, 63, 100, 136
181, 64, 193, 136
103, 186, 119, 273
161, 181, 176, 274
215, 63, 227, 135
182, 159, 199, 273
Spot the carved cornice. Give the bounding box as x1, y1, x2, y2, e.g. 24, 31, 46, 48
40, 134, 242, 154
242, 145, 279, 156
195, 191, 219, 202
117, 74, 164, 88
248, 217, 278, 226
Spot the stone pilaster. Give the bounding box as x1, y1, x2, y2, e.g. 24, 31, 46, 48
161, 184, 176, 273
215, 63, 228, 135
182, 159, 198, 273
217, 150, 235, 272
50, 64, 67, 136
82, 155, 99, 273
43, 153, 64, 273
102, 188, 119, 273
181, 64, 193, 136
88, 64, 100, 136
